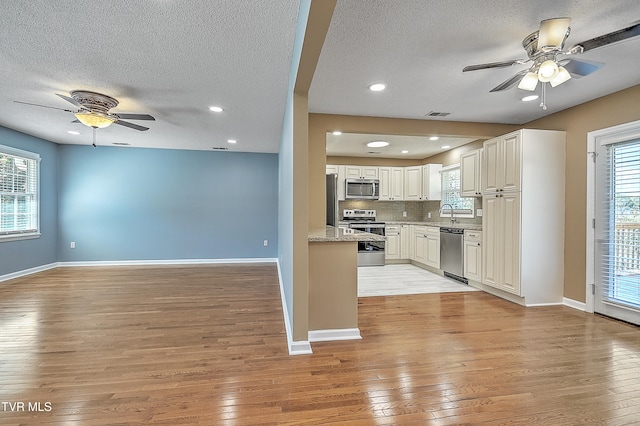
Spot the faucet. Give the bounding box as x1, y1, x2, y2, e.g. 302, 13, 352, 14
440, 203, 455, 225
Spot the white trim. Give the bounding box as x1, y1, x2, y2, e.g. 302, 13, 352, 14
276, 261, 312, 355
308, 328, 362, 342
58, 258, 277, 267
0, 143, 41, 160
524, 302, 564, 307
0, 262, 59, 283
563, 297, 587, 311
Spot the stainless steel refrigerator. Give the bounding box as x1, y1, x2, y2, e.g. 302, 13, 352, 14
326, 173, 339, 226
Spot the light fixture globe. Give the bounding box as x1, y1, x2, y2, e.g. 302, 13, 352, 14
74, 111, 117, 128
538, 59, 559, 82
518, 72, 539, 91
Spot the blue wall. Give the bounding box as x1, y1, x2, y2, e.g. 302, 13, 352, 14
0, 127, 58, 276
57, 145, 278, 262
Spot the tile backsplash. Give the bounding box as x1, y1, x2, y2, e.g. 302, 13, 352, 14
339, 199, 482, 225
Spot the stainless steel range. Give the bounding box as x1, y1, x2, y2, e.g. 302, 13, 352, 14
343, 209, 385, 266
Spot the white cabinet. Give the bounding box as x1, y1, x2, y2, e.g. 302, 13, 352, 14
345, 165, 378, 180
411, 225, 439, 268
424, 227, 440, 269
400, 225, 410, 259
463, 230, 482, 282
404, 166, 423, 200
385, 225, 401, 260
422, 164, 443, 200
379, 167, 404, 201
460, 149, 482, 197
481, 129, 565, 305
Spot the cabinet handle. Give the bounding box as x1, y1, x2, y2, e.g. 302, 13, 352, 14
477, 243, 481, 246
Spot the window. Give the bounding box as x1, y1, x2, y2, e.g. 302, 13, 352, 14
0, 145, 40, 241
440, 165, 474, 218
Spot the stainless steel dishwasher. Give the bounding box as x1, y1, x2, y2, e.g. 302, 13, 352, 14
440, 227, 466, 283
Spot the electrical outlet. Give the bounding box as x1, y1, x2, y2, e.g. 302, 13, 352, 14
263, 240, 268, 247
70, 241, 76, 249
427, 212, 432, 219
477, 208, 483, 217
402, 211, 407, 217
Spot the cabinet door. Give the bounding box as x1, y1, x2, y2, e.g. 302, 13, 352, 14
345, 166, 363, 179
464, 240, 482, 282
500, 193, 521, 295
400, 225, 410, 259
422, 164, 443, 200
362, 167, 379, 179
413, 228, 428, 264
326, 165, 339, 175
502, 132, 521, 192
425, 234, 440, 268
378, 167, 392, 201
482, 137, 501, 194
482, 195, 501, 288
391, 168, 405, 200
385, 233, 400, 260
404, 166, 422, 200
460, 150, 481, 197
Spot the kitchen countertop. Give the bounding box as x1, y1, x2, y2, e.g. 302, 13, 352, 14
309, 226, 386, 242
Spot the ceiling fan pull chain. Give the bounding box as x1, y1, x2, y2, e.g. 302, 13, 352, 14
540, 83, 548, 110
92, 128, 97, 147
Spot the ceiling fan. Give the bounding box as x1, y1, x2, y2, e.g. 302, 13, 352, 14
462, 18, 640, 108
15, 90, 155, 145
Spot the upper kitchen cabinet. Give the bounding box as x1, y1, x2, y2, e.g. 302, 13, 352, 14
422, 164, 442, 200
345, 166, 378, 180
460, 149, 482, 197
379, 167, 404, 201
483, 132, 520, 194
404, 166, 423, 200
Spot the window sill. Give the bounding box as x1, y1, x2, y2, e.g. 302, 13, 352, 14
0, 233, 41, 243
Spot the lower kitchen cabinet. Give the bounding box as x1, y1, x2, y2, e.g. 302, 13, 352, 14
463, 230, 482, 282
385, 225, 401, 260
411, 225, 439, 268
400, 225, 410, 259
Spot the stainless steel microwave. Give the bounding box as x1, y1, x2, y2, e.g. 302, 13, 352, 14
345, 179, 380, 200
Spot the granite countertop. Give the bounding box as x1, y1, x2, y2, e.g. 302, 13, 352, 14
309, 226, 386, 242
384, 221, 482, 231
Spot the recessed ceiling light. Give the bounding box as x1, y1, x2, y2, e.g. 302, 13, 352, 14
429, 136, 439, 141
332, 130, 342, 135
67, 130, 80, 135
368, 83, 386, 92
401, 150, 409, 154
227, 139, 237, 144
209, 106, 224, 112
441, 145, 450, 149
522, 95, 539, 102
367, 141, 389, 148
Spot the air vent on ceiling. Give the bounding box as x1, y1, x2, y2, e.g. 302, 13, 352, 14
112, 142, 130, 146
367, 151, 381, 154
425, 111, 451, 117
212, 147, 229, 151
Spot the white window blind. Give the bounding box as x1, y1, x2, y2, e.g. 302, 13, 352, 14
601, 139, 640, 311
440, 166, 473, 216
0, 145, 40, 240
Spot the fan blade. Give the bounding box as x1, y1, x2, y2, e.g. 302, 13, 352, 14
115, 113, 155, 121
569, 22, 640, 53
56, 93, 85, 109
538, 17, 571, 49
489, 70, 529, 92
14, 100, 74, 113
559, 59, 604, 77
114, 120, 149, 131
463, 59, 528, 72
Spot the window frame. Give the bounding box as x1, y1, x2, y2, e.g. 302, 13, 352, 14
0, 144, 41, 242
439, 164, 474, 219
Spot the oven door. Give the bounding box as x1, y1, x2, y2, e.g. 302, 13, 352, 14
348, 223, 386, 266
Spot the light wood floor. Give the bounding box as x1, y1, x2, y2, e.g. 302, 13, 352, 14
1, 264, 640, 425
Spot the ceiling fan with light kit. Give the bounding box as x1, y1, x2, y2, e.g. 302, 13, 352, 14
15, 90, 155, 146
463, 18, 640, 109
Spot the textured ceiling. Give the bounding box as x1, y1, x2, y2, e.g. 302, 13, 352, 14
0, 1, 298, 152
312, 0, 640, 157
1, 1, 640, 155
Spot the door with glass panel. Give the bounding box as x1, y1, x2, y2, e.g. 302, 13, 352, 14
595, 135, 640, 325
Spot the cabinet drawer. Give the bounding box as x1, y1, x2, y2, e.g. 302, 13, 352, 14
464, 230, 482, 242
425, 226, 440, 236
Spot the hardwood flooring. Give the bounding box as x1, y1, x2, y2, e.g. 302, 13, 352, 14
1, 264, 640, 425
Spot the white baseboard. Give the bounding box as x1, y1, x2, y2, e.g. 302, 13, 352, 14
563, 297, 587, 311
58, 258, 278, 267
276, 260, 312, 355
308, 328, 362, 342
0, 262, 59, 283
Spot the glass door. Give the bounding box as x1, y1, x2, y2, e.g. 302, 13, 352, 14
595, 137, 640, 325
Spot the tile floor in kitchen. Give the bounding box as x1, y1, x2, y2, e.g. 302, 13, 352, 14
358, 264, 479, 297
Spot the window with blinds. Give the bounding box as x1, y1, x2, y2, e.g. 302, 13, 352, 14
602, 139, 640, 310
440, 166, 474, 217
0, 145, 40, 241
